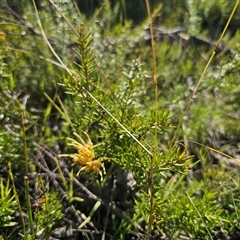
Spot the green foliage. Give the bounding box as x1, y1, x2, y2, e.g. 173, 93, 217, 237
33, 190, 63, 238
0, 177, 17, 228
187, 0, 240, 38
0, 0, 240, 239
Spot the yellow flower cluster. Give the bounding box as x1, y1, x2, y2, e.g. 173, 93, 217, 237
60, 132, 105, 178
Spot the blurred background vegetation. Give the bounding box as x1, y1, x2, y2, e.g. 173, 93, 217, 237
0, 0, 240, 239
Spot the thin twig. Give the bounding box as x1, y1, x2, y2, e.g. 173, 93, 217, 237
101, 178, 117, 240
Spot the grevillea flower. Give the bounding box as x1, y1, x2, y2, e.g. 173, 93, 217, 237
60, 132, 106, 179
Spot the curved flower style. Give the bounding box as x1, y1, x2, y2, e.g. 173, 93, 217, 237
60, 132, 106, 179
